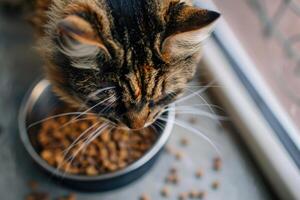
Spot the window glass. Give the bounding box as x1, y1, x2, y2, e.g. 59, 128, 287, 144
214, 0, 300, 132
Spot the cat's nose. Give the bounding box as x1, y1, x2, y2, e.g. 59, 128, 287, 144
123, 110, 149, 130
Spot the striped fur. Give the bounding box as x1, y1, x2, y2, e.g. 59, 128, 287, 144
33, 0, 220, 129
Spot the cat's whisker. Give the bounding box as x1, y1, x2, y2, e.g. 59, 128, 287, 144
174, 103, 225, 112
167, 109, 228, 121
153, 119, 165, 131
61, 121, 101, 157
99, 96, 119, 114
56, 122, 104, 173
165, 65, 186, 81
173, 81, 215, 104
87, 86, 115, 99
158, 116, 221, 157
186, 85, 223, 89
56, 116, 98, 131
67, 124, 110, 166
185, 87, 219, 121
60, 94, 116, 130
149, 124, 159, 135
27, 112, 97, 129
164, 106, 228, 121
77, 86, 116, 111
81, 126, 113, 155
71, 123, 109, 156
59, 123, 109, 177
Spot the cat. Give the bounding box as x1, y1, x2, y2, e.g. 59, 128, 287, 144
30, 0, 220, 130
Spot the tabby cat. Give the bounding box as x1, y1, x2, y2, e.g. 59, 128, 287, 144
31, 0, 220, 130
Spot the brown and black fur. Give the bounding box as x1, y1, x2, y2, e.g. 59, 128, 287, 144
28, 0, 220, 129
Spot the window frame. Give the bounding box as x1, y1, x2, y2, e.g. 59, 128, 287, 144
195, 1, 300, 198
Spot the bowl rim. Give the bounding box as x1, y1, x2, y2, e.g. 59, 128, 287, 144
18, 79, 175, 181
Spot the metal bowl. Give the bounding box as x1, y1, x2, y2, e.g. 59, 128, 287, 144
18, 79, 175, 191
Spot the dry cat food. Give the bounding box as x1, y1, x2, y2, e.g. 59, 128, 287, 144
25, 179, 77, 200
138, 143, 223, 199
25, 192, 50, 200
180, 137, 189, 146
35, 110, 157, 176
189, 189, 199, 198
160, 186, 170, 197
195, 168, 204, 178
178, 192, 188, 200
212, 180, 220, 190
139, 193, 151, 200
213, 157, 222, 171
165, 166, 179, 184
27, 180, 39, 190
56, 193, 77, 200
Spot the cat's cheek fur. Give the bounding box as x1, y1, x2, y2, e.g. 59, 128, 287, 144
44, 62, 83, 108
52, 85, 83, 108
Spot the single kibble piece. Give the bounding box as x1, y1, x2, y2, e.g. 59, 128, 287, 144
188, 117, 197, 124
175, 151, 184, 160
189, 190, 199, 198
86, 166, 98, 176
139, 193, 151, 200
27, 180, 39, 190
25, 192, 50, 200
180, 137, 189, 146
212, 180, 220, 189
197, 191, 207, 199
213, 157, 222, 171
195, 168, 204, 178
56, 193, 77, 200
169, 166, 177, 174
166, 174, 179, 184
161, 186, 170, 197
178, 192, 188, 200
67, 193, 77, 200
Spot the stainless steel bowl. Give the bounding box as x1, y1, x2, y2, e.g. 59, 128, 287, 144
18, 79, 175, 191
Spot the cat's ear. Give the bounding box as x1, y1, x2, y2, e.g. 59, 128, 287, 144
162, 5, 220, 62
56, 15, 109, 58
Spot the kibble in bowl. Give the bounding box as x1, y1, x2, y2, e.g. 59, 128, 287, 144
19, 79, 175, 191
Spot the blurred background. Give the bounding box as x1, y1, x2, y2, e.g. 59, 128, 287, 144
0, 0, 299, 199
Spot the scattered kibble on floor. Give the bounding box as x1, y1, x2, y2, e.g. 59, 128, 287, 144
213, 157, 222, 171
195, 168, 204, 178
56, 193, 77, 200
189, 190, 200, 198
27, 180, 39, 190
178, 192, 188, 200
198, 191, 207, 199
175, 151, 184, 160
169, 166, 177, 174
180, 137, 189, 146
161, 186, 170, 197
166, 174, 179, 184
188, 117, 197, 124
139, 193, 151, 200
25, 192, 49, 200
212, 180, 220, 189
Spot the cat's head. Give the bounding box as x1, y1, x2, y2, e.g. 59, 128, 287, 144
40, 0, 220, 130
